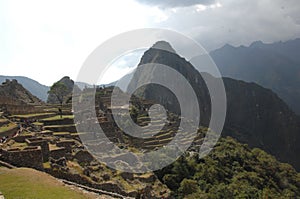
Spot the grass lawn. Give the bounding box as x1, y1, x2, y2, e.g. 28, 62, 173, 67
0, 123, 17, 134
0, 167, 94, 199
10, 142, 28, 149
33, 122, 43, 126
41, 115, 74, 121
12, 112, 56, 119
0, 118, 8, 123
52, 132, 71, 135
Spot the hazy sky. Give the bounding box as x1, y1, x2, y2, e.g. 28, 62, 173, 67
1, 0, 300, 86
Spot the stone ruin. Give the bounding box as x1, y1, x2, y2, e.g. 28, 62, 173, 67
0, 146, 43, 170
0, 86, 173, 198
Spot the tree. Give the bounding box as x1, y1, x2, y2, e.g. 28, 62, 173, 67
178, 179, 200, 197
48, 82, 68, 106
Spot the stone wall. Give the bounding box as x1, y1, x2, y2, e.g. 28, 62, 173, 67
74, 150, 94, 164
12, 134, 33, 142
50, 147, 66, 159
0, 126, 18, 138
26, 138, 49, 161
5, 104, 43, 115
46, 169, 137, 197
56, 140, 74, 153
43, 118, 74, 126
0, 146, 43, 170
44, 125, 77, 133
0, 96, 43, 115
0, 119, 8, 126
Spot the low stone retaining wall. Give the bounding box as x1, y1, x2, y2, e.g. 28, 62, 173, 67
12, 134, 33, 142
0, 146, 43, 170
26, 138, 50, 161
46, 169, 137, 198
56, 140, 74, 153
43, 118, 74, 126
50, 147, 66, 159
0, 126, 18, 138
44, 125, 77, 133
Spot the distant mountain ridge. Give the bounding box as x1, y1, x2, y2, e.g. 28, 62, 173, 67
0, 75, 49, 102
127, 41, 300, 170
208, 38, 300, 114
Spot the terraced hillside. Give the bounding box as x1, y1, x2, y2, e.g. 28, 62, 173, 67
1, 86, 300, 198
0, 101, 171, 198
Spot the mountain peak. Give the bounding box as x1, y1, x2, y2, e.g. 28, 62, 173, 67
219, 43, 235, 51
60, 76, 71, 81
0, 79, 42, 105
250, 40, 264, 47
3, 79, 18, 85
151, 41, 176, 53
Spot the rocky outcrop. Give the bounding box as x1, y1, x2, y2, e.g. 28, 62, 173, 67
0, 79, 42, 105
0, 75, 50, 102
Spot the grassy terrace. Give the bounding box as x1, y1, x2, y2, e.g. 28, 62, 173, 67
52, 132, 71, 136
11, 112, 56, 119
42, 107, 68, 112
33, 122, 43, 126
44, 124, 75, 129
0, 167, 94, 199
0, 118, 8, 123
41, 115, 74, 121
49, 144, 62, 150
0, 123, 17, 134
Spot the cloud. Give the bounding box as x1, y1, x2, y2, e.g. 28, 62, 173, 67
0, 0, 167, 86
1, 0, 300, 85
135, 0, 216, 8
149, 0, 300, 51
99, 49, 145, 84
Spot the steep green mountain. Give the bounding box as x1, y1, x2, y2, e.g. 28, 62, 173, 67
127, 41, 300, 171
223, 78, 300, 169
155, 137, 300, 198
0, 75, 49, 101
208, 39, 300, 115
47, 76, 77, 104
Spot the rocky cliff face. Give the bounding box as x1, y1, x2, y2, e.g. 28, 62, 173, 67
127, 41, 300, 170
128, 41, 212, 126
0, 79, 42, 105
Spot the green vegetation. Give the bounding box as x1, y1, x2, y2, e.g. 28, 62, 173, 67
41, 115, 74, 121
33, 122, 43, 126
0, 123, 17, 134
48, 82, 69, 105
43, 162, 51, 169
156, 137, 300, 198
44, 124, 75, 128
0, 167, 93, 199
10, 141, 28, 149
52, 132, 71, 136
12, 112, 55, 119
